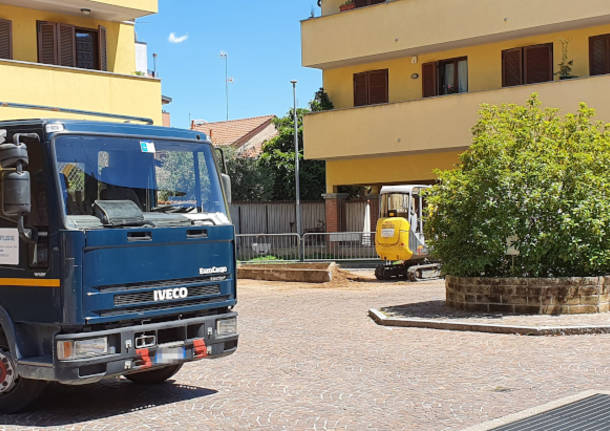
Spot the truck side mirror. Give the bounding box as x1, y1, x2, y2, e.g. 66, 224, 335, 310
0, 138, 31, 216
1, 170, 31, 216
221, 173, 232, 205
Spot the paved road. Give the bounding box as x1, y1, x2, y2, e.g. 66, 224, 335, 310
1, 279, 609, 430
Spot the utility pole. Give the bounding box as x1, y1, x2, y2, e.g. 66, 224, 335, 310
220, 51, 229, 121
291, 80, 302, 239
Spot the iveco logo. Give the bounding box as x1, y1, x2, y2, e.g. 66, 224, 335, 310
154, 287, 188, 301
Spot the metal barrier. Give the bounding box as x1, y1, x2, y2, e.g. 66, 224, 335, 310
236, 232, 378, 263
302, 232, 377, 261
235, 233, 301, 262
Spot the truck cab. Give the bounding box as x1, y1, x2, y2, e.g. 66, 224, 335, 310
0, 119, 238, 412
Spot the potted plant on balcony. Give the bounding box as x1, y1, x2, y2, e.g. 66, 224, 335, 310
555, 40, 577, 80
339, 0, 355, 11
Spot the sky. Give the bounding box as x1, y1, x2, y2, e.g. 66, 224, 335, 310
135, 0, 323, 129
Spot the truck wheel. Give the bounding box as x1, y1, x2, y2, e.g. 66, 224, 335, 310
125, 364, 183, 384
0, 348, 46, 414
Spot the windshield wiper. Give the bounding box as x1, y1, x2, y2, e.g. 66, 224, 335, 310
150, 204, 197, 214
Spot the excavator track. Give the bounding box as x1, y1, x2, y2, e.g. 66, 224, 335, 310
374, 262, 441, 281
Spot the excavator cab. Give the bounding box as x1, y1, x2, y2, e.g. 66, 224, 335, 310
374, 185, 440, 280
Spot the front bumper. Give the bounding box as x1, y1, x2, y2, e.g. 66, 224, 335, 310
19, 312, 238, 385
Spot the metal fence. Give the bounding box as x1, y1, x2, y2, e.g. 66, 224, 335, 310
236, 232, 378, 263
235, 233, 301, 262
302, 232, 377, 261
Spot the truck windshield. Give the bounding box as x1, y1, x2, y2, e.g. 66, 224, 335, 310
54, 135, 228, 218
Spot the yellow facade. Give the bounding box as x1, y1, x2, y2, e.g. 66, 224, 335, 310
0, 1, 161, 124
302, 0, 610, 193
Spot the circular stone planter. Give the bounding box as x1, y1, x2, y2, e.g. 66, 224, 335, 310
446, 275, 610, 314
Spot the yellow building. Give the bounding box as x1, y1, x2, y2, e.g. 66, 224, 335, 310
302, 0, 610, 231
0, 0, 161, 124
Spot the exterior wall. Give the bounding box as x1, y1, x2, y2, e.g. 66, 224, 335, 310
305, 73, 610, 163
0, 2, 162, 124
322, 23, 610, 109
325, 151, 460, 193
162, 111, 170, 127
446, 276, 610, 315
305, 0, 610, 68
95, 0, 157, 14
305, 2, 610, 231
238, 122, 278, 156
0, 3, 136, 74
0, 59, 162, 124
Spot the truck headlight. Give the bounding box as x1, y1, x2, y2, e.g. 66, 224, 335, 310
57, 337, 108, 361
216, 318, 237, 337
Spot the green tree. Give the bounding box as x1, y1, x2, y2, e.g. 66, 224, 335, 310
309, 87, 334, 112
259, 109, 326, 200
224, 147, 273, 201
425, 95, 610, 278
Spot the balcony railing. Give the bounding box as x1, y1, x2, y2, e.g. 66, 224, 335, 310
0, 59, 162, 125
303, 74, 610, 160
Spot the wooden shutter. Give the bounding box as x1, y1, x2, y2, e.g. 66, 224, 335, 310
0, 18, 12, 59
422, 62, 437, 97
368, 69, 388, 104
524, 43, 553, 84
353, 72, 368, 106
98, 25, 107, 71
37, 21, 58, 65
58, 23, 75, 67
502, 47, 523, 87
589, 34, 610, 76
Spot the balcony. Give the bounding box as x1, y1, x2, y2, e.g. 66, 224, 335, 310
0, 59, 162, 124
303, 74, 610, 160
302, 0, 610, 69
0, 0, 157, 21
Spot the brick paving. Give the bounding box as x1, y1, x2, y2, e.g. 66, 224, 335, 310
0, 278, 609, 430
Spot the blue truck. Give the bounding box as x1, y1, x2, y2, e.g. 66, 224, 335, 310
0, 113, 238, 412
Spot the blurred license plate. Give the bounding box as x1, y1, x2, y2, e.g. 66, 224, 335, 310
154, 346, 185, 364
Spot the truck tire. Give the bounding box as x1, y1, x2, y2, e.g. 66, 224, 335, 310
0, 348, 46, 414
125, 364, 183, 384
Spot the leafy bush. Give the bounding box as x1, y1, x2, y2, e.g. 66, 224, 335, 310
425, 95, 610, 277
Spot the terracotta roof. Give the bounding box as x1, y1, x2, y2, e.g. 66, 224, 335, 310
190, 115, 276, 148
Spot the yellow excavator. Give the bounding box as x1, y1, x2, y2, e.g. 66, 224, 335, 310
374, 185, 441, 281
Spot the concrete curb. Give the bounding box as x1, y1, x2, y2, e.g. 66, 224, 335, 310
460, 389, 610, 430
237, 262, 336, 283
368, 308, 610, 336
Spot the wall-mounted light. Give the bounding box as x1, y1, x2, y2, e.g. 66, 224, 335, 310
80, 8, 91, 16
411, 73, 419, 79
411, 56, 418, 64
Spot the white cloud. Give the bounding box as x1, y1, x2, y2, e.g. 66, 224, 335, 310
168, 32, 188, 44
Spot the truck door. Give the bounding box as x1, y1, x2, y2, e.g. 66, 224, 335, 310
0, 134, 60, 323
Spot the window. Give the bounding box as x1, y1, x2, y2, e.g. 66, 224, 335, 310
589, 33, 610, 76
502, 43, 553, 87
37, 21, 107, 71
354, 0, 386, 8
353, 69, 388, 106
421, 57, 468, 97
0, 18, 12, 59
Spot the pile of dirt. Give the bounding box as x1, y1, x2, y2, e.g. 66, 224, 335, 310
318, 266, 375, 288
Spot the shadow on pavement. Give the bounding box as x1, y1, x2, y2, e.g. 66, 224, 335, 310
381, 300, 505, 320
0, 378, 217, 427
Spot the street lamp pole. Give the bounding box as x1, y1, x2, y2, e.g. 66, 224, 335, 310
220, 51, 229, 121
291, 80, 302, 238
